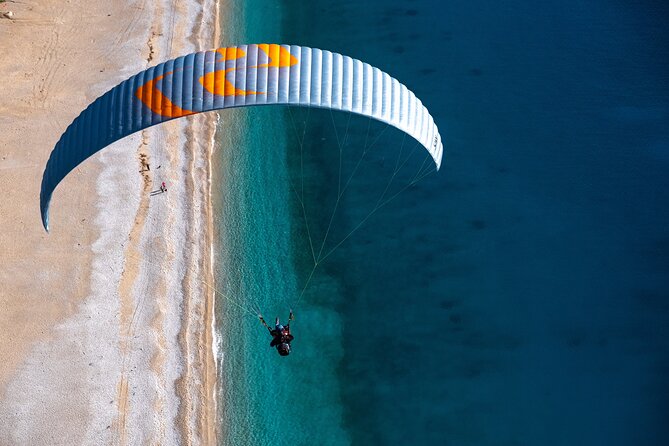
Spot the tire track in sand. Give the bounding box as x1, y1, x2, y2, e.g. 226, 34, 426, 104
31, 2, 65, 113
111, 18, 168, 443
101, 0, 149, 63
111, 134, 152, 446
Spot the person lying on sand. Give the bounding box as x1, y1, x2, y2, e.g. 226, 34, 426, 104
259, 310, 295, 356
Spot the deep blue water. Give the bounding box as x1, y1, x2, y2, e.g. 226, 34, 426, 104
216, 0, 669, 444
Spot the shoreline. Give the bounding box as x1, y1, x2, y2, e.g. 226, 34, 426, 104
0, 0, 221, 443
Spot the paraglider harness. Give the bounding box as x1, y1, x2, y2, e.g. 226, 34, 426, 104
259, 311, 295, 356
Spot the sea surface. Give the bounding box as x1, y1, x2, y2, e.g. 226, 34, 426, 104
214, 0, 669, 444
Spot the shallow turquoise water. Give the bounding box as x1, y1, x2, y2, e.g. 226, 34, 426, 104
215, 3, 353, 445
215, 0, 669, 444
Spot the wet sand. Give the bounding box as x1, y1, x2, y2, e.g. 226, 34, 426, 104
0, 0, 219, 443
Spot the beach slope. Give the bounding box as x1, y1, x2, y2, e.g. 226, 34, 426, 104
0, 0, 219, 443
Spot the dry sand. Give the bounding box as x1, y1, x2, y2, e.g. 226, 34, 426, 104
0, 0, 220, 443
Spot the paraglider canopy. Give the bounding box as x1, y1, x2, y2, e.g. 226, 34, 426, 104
40, 44, 443, 231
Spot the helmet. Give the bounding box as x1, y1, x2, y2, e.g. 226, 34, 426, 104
276, 324, 284, 332
278, 343, 291, 356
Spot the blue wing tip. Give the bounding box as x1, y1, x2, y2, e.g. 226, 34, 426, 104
41, 211, 50, 233
40, 196, 50, 233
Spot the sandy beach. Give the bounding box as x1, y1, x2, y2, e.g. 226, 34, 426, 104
0, 0, 220, 443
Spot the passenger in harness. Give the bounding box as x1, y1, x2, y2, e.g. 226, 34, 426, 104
259, 310, 295, 356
